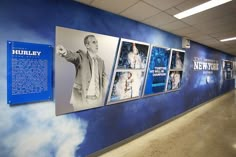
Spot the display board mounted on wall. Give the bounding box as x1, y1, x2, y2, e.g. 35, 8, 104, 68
107, 38, 150, 105
7, 41, 53, 105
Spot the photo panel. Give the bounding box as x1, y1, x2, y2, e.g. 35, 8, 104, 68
55, 26, 119, 115
166, 49, 185, 92
107, 38, 150, 104
109, 71, 145, 103
233, 61, 236, 78
222, 60, 233, 80
166, 71, 183, 91
117, 39, 149, 69
143, 46, 171, 96
170, 49, 185, 69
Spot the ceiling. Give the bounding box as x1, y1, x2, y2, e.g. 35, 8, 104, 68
77, 0, 236, 56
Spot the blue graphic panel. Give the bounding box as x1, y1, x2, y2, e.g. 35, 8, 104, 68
144, 46, 170, 95
7, 41, 53, 105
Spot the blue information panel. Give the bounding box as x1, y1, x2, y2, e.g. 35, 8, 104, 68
144, 46, 170, 95
7, 41, 53, 105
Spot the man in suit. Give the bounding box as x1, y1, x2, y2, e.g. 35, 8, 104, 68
56, 35, 107, 111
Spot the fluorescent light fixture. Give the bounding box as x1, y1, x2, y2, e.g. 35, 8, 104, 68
220, 37, 236, 42
233, 144, 236, 149
174, 0, 232, 19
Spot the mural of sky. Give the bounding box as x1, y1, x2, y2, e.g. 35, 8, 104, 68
0, 0, 235, 157
0, 100, 87, 157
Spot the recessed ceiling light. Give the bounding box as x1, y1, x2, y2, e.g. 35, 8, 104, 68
220, 37, 236, 42
174, 0, 232, 19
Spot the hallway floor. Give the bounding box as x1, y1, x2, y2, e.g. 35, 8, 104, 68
99, 90, 236, 157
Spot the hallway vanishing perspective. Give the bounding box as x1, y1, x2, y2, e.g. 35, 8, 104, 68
99, 90, 236, 157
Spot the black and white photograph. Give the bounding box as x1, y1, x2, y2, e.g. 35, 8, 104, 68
117, 39, 150, 69
55, 26, 119, 115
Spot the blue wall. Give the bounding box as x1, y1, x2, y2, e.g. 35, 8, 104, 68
0, 0, 235, 157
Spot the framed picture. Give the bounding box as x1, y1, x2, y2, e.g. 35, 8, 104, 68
55, 26, 119, 115
222, 60, 233, 80
166, 49, 185, 92
233, 61, 236, 78
166, 70, 183, 91
170, 49, 185, 69
116, 39, 149, 70
107, 38, 150, 104
143, 45, 171, 96
109, 71, 145, 102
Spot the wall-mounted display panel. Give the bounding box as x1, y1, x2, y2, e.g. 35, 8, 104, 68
233, 61, 236, 78
222, 60, 233, 80
143, 46, 171, 96
166, 71, 183, 90
7, 41, 53, 105
107, 39, 150, 104
166, 49, 185, 92
55, 26, 119, 115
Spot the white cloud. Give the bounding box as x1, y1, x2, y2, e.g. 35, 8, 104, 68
0, 101, 87, 157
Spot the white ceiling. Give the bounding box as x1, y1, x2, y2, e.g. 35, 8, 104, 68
77, 0, 236, 55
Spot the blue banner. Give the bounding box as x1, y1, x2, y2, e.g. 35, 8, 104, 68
7, 41, 53, 105
144, 46, 170, 95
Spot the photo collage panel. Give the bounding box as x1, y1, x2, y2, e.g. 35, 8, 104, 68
107, 39, 150, 104
166, 49, 185, 91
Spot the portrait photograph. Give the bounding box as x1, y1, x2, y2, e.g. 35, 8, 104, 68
116, 39, 150, 70
170, 49, 185, 70
166, 71, 183, 91
108, 71, 145, 103
143, 46, 171, 96
55, 26, 119, 115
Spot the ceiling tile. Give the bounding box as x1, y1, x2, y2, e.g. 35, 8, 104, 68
143, 12, 176, 27
91, 0, 141, 14
201, 38, 220, 46
194, 35, 213, 42
185, 31, 205, 38
164, 7, 181, 15
204, 25, 235, 35
181, 6, 233, 26
159, 20, 189, 32
175, 0, 209, 11
194, 15, 236, 30
222, 40, 236, 47
210, 30, 236, 38
143, 0, 185, 10
120, 1, 161, 21
182, 9, 231, 25
226, 42, 236, 48
171, 26, 199, 36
